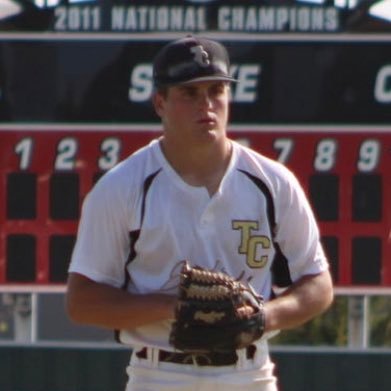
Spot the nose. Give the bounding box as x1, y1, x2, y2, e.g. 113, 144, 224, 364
198, 91, 212, 108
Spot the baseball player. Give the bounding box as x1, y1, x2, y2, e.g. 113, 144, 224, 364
66, 36, 333, 391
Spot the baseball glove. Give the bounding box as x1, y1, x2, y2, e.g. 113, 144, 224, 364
169, 262, 265, 353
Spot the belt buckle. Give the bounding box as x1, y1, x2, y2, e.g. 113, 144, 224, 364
183, 353, 214, 366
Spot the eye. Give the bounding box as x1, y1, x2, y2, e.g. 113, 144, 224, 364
180, 86, 197, 98
209, 83, 227, 97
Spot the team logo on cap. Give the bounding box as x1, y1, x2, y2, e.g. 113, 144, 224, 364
190, 45, 210, 68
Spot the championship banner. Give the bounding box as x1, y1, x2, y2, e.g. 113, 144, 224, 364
0, 37, 390, 124
0, 0, 391, 33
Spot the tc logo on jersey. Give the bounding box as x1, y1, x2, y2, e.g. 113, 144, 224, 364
232, 220, 271, 268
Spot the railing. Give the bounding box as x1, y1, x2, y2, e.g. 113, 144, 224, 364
1, 286, 390, 349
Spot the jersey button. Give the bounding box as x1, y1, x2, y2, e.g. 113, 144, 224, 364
201, 217, 213, 227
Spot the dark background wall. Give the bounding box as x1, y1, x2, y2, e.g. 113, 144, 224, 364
0, 346, 390, 391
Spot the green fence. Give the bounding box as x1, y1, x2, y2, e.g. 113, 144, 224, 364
0, 346, 390, 391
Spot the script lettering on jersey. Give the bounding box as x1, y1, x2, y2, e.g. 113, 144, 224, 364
232, 220, 271, 268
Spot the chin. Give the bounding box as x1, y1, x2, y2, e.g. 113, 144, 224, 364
192, 123, 224, 140
202, 127, 220, 137
202, 130, 226, 146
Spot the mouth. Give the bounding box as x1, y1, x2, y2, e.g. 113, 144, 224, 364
197, 116, 216, 125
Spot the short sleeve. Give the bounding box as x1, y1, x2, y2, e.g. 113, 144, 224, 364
274, 170, 329, 282
68, 174, 132, 288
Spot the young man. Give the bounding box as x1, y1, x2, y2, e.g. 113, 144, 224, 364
66, 36, 333, 390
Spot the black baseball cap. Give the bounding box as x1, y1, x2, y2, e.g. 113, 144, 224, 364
153, 36, 237, 88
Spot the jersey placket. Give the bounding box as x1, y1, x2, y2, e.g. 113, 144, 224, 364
198, 193, 220, 231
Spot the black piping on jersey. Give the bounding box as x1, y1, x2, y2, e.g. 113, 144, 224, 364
121, 168, 163, 291
238, 169, 292, 288
115, 168, 162, 342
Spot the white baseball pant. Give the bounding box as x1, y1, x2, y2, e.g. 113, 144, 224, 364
125, 344, 278, 391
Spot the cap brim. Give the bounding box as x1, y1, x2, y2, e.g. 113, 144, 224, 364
158, 75, 238, 87
180, 76, 238, 85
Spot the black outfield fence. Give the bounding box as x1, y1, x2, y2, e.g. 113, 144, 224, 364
0, 346, 390, 391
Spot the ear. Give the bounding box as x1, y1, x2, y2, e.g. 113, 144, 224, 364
152, 91, 165, 118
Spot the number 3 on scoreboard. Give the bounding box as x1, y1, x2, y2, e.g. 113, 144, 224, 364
98, 138, 121, 170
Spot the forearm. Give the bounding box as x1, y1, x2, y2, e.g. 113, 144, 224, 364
264, 270, 333, 332
66, 273, 176, 330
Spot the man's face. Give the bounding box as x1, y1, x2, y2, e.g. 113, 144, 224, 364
153, 80, 230, 146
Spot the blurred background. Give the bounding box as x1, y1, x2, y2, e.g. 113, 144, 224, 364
0, 1, 390, 390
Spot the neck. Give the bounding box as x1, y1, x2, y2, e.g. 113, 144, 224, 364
160, 137, 232, 195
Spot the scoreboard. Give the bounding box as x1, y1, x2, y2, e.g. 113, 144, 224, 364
0, 125, 390, 287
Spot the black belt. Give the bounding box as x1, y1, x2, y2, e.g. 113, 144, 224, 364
135, 345, 256, 367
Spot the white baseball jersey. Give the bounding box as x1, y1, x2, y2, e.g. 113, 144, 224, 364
69, 138, 328, 349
